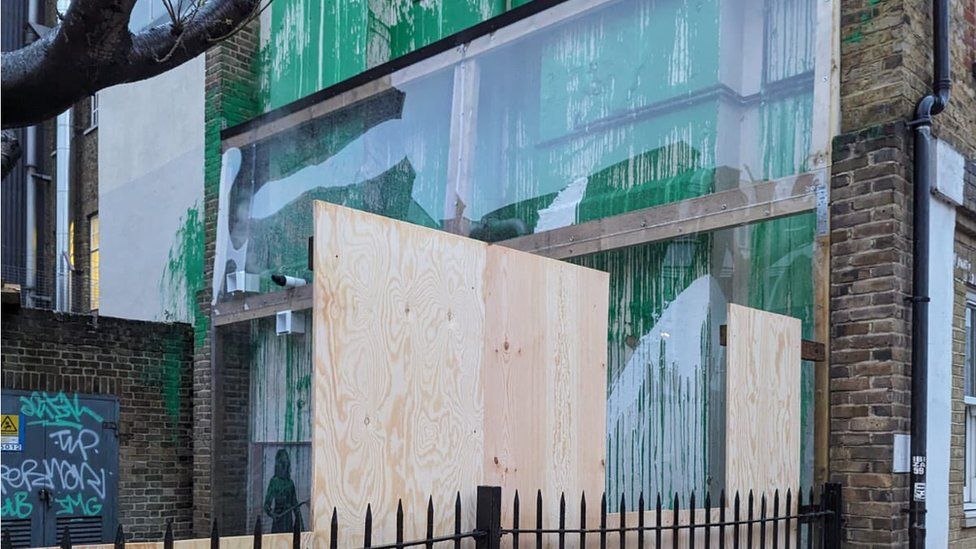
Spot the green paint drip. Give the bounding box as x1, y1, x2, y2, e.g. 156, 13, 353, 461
160, 206, 207, 347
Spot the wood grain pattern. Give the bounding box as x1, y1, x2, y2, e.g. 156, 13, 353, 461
312, 202, 608, 548
312, 202, 487, 545
482, 245, 608, 529
725, 303, 800, 542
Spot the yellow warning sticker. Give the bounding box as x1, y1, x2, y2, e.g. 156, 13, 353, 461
0, 414, 17, 436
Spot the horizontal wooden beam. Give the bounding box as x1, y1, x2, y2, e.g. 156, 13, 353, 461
499, 172, 821, 259
212, 285, 312, 326
719, 324, 826, 362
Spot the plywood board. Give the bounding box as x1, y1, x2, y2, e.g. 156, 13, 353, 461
725, 303, 801, 496
312, 201, 608, 547
482, 245, 608, 528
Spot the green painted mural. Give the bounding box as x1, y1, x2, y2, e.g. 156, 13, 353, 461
217, 0, 826, 512
258, 0, 505, 111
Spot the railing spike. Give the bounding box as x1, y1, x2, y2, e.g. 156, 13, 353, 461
210, 518, 218, 549
513, 490, 521, 549
114, 524, 125, 549
425, 496, 434, 549
559, 492, 566, 549
396, 499, 404, 548
600, 492, 607, 549
331, 508, 339, 549
580, 491, 587, 549
364, 504, 373, 548
252, 515, 263, 549
292, 504, 301, 549
454, 492, 461, 549
536, 490, 543, 549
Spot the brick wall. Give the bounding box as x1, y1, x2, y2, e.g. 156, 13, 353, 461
839, 0, 976, 158
0, 307, 194, 540
212, 324, 251, 536
829, 122, 914, 546
195, 20, 261, 536
832, 0, 976, 544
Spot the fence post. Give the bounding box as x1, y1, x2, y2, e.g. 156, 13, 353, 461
821, 483, 843, 548
476, 486, 502, 549
163, 519, 174, 549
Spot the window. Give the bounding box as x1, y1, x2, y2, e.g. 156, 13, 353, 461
89, 214, 100, 311
87, 94, 98, 132
966, 299, 976, 512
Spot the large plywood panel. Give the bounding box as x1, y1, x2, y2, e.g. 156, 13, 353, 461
725, 303, 801, 496
312, 202, 608, 547
312, 202, 488, 543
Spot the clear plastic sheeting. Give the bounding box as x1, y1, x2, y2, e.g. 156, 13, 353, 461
214, 0, 820, 302
214, 0, 826, 513
213, 317, 313, 536
573, 212, 816, 506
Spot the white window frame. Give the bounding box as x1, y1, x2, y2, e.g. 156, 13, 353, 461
85, 93, 99, 133
965, 298, 976, 514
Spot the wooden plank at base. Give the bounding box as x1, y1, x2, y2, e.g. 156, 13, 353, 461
311, 201, 608, 548
725, 303, 801, 496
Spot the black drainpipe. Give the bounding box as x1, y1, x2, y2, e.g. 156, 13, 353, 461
908, 0, 951, 546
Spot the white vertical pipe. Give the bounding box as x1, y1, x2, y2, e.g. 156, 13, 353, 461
55, 109, 71, 312
24, 0, 41, 306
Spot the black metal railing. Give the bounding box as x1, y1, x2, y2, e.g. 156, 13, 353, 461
2, 484, 841, 549
485, 483, 842, 549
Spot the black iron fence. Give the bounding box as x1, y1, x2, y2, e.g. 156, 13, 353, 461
2, 484, 842, 549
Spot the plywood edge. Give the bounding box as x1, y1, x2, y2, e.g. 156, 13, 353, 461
486, 241, 610, 285
313, 200, 491, 250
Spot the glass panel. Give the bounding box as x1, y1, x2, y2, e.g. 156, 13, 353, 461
572, 212, 816, 504
213, 317, 313, 535
215, 0, 823, 302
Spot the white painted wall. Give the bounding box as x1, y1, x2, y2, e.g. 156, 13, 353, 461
927, 139, 965, 549
97, 55, 206, 324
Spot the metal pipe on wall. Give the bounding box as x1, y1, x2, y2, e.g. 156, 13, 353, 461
55, 109, 72, 312
24, 0, 42, 306
908, 0, 951, 546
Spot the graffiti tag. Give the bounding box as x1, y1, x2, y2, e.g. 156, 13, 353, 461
19, 392, 104, 430
0, 491, 32, 519
49, 428, 100, 461
54, 492, 103, 516
1, 458, 107, 500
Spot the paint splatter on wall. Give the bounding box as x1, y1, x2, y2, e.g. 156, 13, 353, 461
221, 0, 824, 506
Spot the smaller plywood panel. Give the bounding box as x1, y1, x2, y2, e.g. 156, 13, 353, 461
725, 303, 801, 497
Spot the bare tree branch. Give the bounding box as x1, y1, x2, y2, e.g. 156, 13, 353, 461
1, 0, 261, 130
2, 130, 24, 180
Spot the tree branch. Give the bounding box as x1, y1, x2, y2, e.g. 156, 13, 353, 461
1, 0, 261, 129
2, 130, 23, 180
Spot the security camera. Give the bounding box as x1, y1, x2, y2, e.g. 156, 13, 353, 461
271, 274, 308, 288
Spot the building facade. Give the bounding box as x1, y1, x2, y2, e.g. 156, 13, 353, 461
2, 0, 976, 547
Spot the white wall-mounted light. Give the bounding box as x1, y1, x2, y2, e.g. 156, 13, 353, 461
276, 310, 306, 336
226, 270, 260, 294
